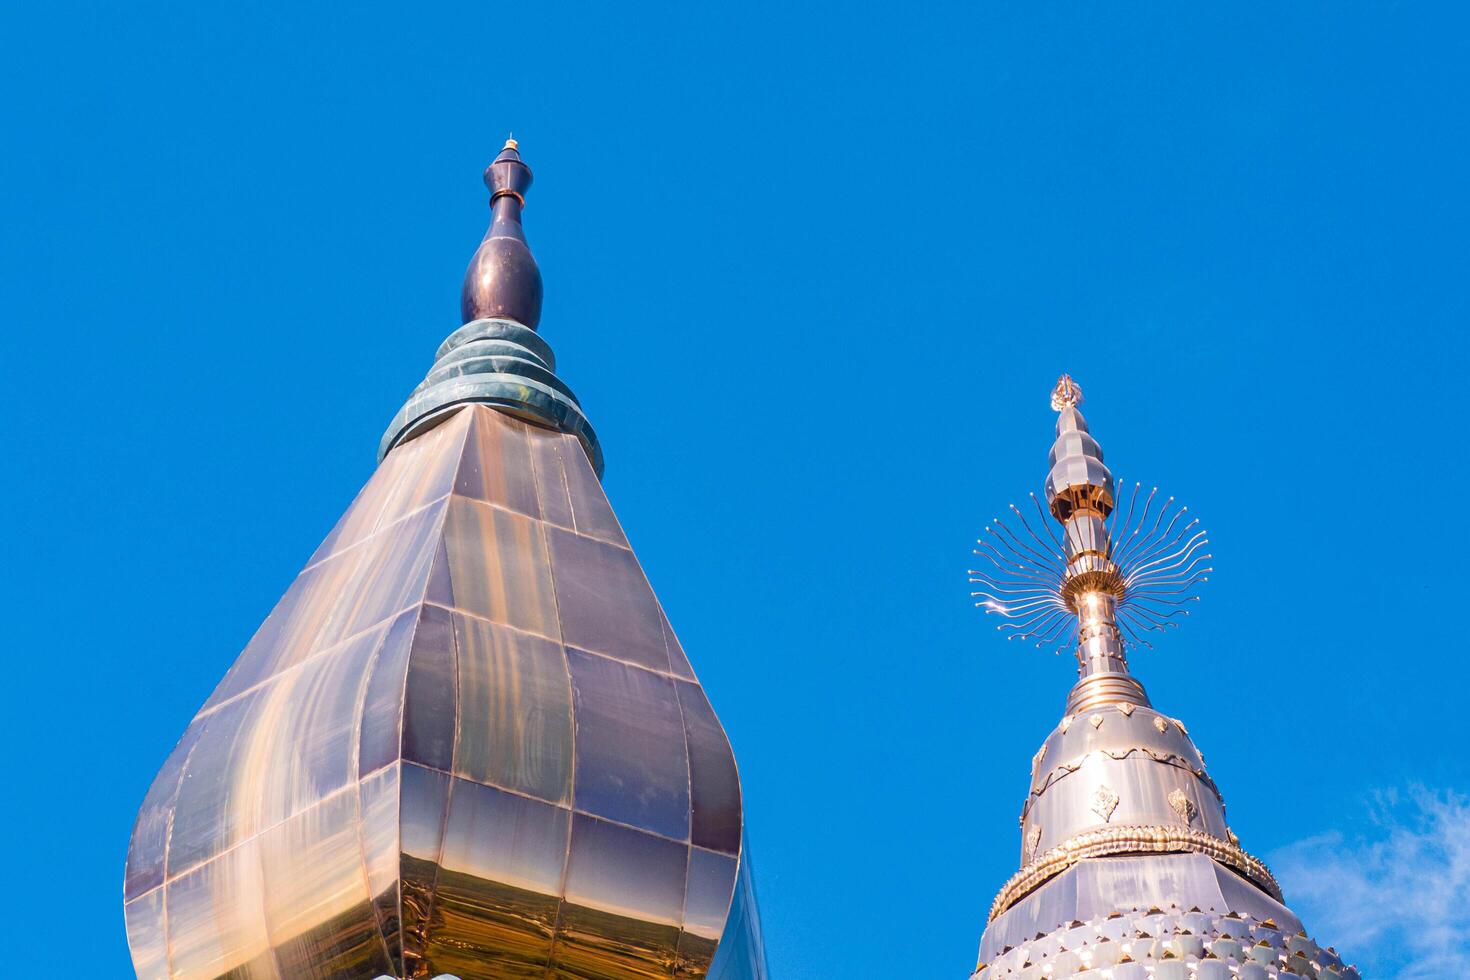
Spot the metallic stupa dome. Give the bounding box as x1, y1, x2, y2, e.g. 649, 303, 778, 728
123, 143, 768, 980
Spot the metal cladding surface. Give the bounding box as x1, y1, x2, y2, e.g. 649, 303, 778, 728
125, 405, 769, 979
977, 855, 1359, 980
125, 143, 765, 979
1018, 704, 1237, 880
967, 376, 1356, 979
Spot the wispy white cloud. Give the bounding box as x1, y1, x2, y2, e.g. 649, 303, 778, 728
1270, 787, 1470, 980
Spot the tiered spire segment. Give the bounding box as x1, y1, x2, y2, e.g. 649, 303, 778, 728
977, 870, 1360, 980
968, 375, 1212, 712
1044, 374, 1115, 521
1043, 375, 1139, 711
380, 140, 602, 472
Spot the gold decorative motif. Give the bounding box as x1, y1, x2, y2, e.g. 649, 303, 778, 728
1089, 713, 1105, 729
987, 826, 1283, 921
1167, 788, 1197, 824
1031, 743, 1048, 778
1025, 825, 1042, 861
1118, 702, 1136, 717
969, 378, 1211, 684
1051, 373, 1083, 411
1153, 716, 1170, 734
1020, 748, 1227, 821
1091, 784, 1119, 823
1059, 715, 1074, 733
1173, 719, 1189, 735
1227, 827, 1241, 847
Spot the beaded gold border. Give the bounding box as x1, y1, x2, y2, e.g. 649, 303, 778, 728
988, 825, 1282, 921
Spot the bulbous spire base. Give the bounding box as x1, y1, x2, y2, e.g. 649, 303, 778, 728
461, 139, 543, 328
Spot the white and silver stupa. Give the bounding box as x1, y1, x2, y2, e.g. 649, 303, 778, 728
966, 376, 1358, 980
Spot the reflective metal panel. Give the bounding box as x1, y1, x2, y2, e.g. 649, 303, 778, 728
260, 790, 392, 978
166, 688, 268, 874
560, 434, 627, 546
399, 762, 451, 973
548, 526, 669, 672
678, 681, 741, 855
451, 611, 573, 804
359, 764, 403, 976
166, 837, 277, 979
402, 605, 457, 771
336, 504, 447, 641
440, 495, 559, 639
123, 886, 168, 980
126, 406, 766, 979
453, 403, 540, 519
568, 648, 691, 840
555, 814, 687, 978
358, 610, 419, 779
677, 849, 739, 977
428, 778, 570, 976
682, 849, 738, 943
707, 846, 770, 980
254, 626, 387, 827
125, 723, 200, 899
528, 429, 576, 530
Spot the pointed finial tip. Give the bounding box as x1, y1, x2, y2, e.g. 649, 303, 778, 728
491, 135, 525, 167
1050, 374, 1083, 412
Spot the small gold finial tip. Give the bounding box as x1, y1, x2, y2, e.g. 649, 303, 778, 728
504, 135, 518, 150
1050, 374, 1083, 412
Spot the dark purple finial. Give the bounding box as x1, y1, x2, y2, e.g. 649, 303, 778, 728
460, 138, 543, 328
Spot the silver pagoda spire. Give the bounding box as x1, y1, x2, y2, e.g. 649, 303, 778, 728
966, 376, 1358, 980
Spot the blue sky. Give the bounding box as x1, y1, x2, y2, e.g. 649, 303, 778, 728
3, 3, 1467, 977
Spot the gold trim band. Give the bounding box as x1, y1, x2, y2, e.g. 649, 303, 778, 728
988, 825, 1281, 921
